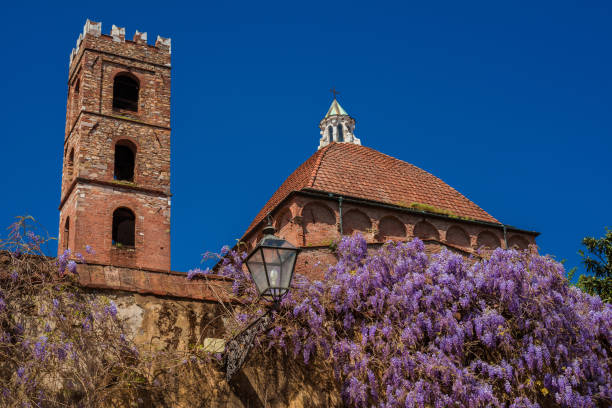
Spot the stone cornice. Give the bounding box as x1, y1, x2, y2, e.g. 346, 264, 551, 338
65, 110, 171, 146
59, 177, 171, 211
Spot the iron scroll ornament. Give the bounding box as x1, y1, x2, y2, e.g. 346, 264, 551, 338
222, 309, 274, 382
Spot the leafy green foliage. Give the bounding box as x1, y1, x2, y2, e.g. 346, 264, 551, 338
577, 228, 612, 303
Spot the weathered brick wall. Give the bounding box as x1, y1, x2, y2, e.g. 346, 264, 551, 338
59, 21, 172, 272
0, 253, 339, 408
64, 116, 171, 194
60, 182, 171, 271
245, 193, 539, 279
78, 264, 233, 301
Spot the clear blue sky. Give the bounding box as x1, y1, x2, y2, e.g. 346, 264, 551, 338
1, 1, 610, 276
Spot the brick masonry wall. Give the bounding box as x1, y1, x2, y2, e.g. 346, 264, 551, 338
59, 22, 172, 273
61, 183, 170, 271
62, 115, 170, 198
78, 264, 233, 302
244, 193, 539, 279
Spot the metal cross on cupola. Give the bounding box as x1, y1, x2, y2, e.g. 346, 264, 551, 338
318, 91, 361, 150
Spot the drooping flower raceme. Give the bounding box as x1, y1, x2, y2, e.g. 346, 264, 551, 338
224, 235, 612, 408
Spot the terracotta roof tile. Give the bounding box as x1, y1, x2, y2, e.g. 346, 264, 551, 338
244, 143, 499, 238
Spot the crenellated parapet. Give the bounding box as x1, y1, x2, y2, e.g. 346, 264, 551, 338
69, 19, 171, 69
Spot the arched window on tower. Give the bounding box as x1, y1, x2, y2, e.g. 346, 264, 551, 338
112, 207, 135, 248
66, 148, 75, 179
114, 140, 136, 182
328, 126, 334, 142
63, 217, 70, 251
337, 124, 344, 142
70, 79, 81, 124
113, 73, 139, 111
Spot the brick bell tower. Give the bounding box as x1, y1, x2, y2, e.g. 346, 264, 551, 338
58, 20, 172, 272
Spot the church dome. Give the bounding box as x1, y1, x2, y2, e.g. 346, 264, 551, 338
244, 142, 499, 238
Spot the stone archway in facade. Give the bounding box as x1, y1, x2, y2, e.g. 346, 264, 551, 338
477, 230, 501, 250
446, 225, 470, 248
413, 220, 440, 241
342, 209, 371, 236
377, 216, 406, 241
301, 202, 337, 246
508, 235, 529, 250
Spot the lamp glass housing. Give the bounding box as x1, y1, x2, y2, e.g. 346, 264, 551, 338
245, 234, 298, 302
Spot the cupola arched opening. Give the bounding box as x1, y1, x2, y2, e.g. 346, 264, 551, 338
113, 73, 139, 111
337, 124, 344, 142
114, 140, 136, 181
112, 207, 135, 247
328, 126, 334, 142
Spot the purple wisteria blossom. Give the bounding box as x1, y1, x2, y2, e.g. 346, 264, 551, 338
16, 367, 26, 384
104, 301, 117, 318
57, 249, 71, 274
1, 220, 152, 406
186, 267, 211, 280
222, 234, 612, 407
33, 336, 48, 360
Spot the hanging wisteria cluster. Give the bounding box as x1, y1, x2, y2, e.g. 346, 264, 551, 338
0, 217, 222, 407
0, 218, 145, 407
215, 234, 612, 407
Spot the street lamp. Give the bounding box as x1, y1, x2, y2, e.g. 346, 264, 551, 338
223, 217, 300, 382
245, 221, 299, 303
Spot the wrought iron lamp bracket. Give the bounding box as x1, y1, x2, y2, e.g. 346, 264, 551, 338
222, 306, 276, 382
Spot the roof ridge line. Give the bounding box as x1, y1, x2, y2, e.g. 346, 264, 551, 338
308, 143, 333, 187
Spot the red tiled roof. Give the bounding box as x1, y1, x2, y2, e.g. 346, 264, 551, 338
244, 143, 499, 237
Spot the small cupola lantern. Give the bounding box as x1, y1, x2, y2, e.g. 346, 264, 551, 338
318, 89, 361, 149
245, 218, 299, 303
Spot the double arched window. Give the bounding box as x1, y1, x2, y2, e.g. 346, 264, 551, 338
114, 140, 136, 182
113, 73, 139, 112
112, 207, 135, 247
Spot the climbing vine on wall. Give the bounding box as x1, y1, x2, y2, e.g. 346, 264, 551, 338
211, 234, 612, 407
0, 217, 220, 408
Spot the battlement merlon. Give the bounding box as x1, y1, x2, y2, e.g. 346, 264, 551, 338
69, 20, 171, 73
